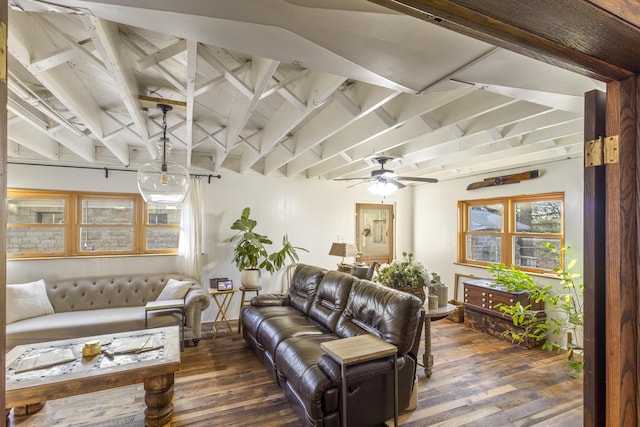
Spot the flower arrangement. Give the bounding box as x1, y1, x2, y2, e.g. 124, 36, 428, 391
374, 252, 431, 289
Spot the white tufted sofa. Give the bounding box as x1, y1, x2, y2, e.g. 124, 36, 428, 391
6, 274, 210, 350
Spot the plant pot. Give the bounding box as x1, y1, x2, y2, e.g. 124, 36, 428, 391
395, 286, 426, 303
240, 269, 261, 289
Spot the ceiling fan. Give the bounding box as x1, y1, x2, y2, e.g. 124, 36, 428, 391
334, 156, 438, 195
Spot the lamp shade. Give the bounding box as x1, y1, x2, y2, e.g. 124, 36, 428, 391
137, 161, 190, 204
328, 242, 358, 258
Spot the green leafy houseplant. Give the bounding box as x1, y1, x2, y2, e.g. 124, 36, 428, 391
229, 207, 308, 274
490, 244, 584, 378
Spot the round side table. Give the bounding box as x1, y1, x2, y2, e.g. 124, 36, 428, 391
237, 286, 262, 333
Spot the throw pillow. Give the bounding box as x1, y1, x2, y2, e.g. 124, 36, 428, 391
6, 279, 55, 324
156, 278, 192, 301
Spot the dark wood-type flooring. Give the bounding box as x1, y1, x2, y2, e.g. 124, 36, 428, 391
6, 320, 583, 426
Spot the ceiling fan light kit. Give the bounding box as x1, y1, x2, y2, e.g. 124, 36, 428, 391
335, 156, 438, 195
369, 179, 401, 196
137, 104, 190, 204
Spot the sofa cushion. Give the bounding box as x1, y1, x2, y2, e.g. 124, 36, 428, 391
6, 307, 182, 349
257, 316, 329, 356
274, 335, 341, 419
6, 279, 54, 324
288, 264, 326, 314
335, 280, 422, 355
157, 278, 191, 300
308, 270, 355, 332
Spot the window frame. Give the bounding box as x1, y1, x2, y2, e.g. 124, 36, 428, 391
6, 189, 180, 259
458, 192, 564, 274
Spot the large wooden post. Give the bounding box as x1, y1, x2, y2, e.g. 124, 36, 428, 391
583, 89, 607, 426
1, 0, 7, 425
604, 77, 639, 427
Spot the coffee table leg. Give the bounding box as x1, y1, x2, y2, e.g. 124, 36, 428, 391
144, 373, 174, 427
423, 317, 433, 377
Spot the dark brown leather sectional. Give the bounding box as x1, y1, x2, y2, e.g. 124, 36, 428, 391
240, 264, 424, 426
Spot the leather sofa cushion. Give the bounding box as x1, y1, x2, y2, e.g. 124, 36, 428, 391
275, 335, 341, 418
335, 280, 422, 355
288, 264, 326, 314
307, 271, 355, 332
6, 307, 181, 349
257, 315, 329, 356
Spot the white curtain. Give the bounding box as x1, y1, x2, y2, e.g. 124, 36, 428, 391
178, 177, 204, 279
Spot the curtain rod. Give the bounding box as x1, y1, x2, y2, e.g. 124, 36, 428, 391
8, 161, 222, 183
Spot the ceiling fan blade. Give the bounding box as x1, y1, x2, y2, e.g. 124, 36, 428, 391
333, 177, 369, 181
347, 180, 371, 189
396, 176, 438, 183
394, 180, 406, 189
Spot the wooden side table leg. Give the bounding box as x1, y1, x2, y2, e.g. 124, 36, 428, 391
144, 373, 174, 427
423, 317, 433, 377
237, 291, 246, 333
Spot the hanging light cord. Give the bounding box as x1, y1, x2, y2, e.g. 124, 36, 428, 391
159, 103, 172, 172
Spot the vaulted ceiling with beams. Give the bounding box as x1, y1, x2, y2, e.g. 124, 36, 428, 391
6, 0, 604, 185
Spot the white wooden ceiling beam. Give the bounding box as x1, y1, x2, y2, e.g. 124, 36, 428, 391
239, 70, 346, 173
216, 56, 279, 170
87, 17, 151, 154
137, 39, 188, 69
199, 46, 253, 99
268, 83, 400, 175
185, 40, 197, 170
301, 88, 486, 178
120, 31, 186, 93
195, 62, 251, 97
9, 21, 129, 164
30, 46, 78, 72
8, 124, 59, 160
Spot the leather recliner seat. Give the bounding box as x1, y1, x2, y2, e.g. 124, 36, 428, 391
241, 264, 424, 427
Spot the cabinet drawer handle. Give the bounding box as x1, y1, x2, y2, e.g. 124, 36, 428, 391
482, 298, 486, 302
481, 292, 486, 296
482, 304, 486, 307
509, 299, 514, 303
489, 293, 493, 297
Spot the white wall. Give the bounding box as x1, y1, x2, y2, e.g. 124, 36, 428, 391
6, 163, 412, 320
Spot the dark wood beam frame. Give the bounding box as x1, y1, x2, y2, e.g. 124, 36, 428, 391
369, 0, 640, 82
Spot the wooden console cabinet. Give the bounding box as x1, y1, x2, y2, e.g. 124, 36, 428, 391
463, 279, 546, 349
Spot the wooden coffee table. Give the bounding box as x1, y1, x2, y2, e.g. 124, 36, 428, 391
5, 326, 181, 427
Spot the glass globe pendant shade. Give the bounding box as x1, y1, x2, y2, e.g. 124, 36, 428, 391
137, 160, 189, 204
137, 103, 190, 204
368, 179, 399, 196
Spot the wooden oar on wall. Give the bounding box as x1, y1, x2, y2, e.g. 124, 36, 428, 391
466, 169, 543, 190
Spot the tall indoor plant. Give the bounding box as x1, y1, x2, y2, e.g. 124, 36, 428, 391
489, 244, 584, 377
230, 207, 307, 288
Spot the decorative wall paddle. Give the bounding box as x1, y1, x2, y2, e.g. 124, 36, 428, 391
466, 169, 543, 190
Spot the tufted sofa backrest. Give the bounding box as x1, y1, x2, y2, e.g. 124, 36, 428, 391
335, 280, 423, 355
46, 274, 199, 313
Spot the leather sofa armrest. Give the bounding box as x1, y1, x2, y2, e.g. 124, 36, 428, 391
183, 284, 211, 339
251, 294, 291, 306
318, 353, 406, 384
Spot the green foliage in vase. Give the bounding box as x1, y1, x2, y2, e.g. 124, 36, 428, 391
488, 244, 584, 378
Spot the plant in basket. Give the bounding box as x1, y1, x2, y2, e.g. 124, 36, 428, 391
374, 252, 431, 302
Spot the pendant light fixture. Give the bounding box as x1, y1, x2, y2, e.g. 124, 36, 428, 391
137, 104, 189, 204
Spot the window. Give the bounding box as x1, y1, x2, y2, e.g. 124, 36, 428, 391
7, 189, 181, 258
459, 193, 564, 273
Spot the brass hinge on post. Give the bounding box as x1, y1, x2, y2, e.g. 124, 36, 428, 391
585, 135, 619, 167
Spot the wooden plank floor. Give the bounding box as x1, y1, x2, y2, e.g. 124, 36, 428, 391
6, 320, 583, 426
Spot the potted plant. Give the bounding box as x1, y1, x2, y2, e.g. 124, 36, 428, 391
489, 244, 584, 377
230, 207, 307, 288
374, 252, 431, 302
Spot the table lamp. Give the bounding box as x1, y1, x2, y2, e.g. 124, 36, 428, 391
328, 242, 358, 266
